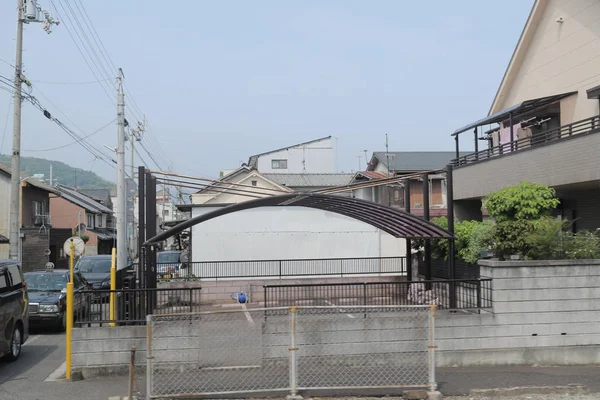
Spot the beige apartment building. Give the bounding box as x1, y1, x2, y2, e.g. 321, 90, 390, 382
451, 0, 600, 231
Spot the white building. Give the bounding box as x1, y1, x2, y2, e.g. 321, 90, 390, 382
247, 136, 335, 174
189, 165, 405, 265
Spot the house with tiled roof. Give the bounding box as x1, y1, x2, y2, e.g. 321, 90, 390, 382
349, 151, 466, 217
50, 184, 115, 256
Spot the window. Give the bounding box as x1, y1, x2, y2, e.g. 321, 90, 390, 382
87, 214, 94, 229
251, 180, 257, 187
0, 273, 7, 293
33, 201, 47, 216
7, 265, 22, 287
271, 159, 288, 169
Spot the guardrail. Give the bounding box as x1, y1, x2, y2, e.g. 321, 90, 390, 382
74, 287, 201, 327
157, 256, 407, 280
264, 279, 492, 312
453, 115, 600, 167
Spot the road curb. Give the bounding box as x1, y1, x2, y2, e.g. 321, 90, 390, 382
469, 384, 589, 398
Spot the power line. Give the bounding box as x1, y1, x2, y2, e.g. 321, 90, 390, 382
0, 57, 15, 69
0, 77, 117, 168
62, 0, 114, 83
0, 97, 12, 154
50, 0, 115, 105
31, 78, 111, 85
23, 118, 116, 152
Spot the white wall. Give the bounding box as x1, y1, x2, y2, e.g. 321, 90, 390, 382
191, 206, 405, 261
497, 0, 600, 123
256, 137, 334, 173
0, 174, 10, 259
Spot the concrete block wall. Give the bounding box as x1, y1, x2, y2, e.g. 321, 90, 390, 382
435, 259, 600, 366
71, 326, 146, 378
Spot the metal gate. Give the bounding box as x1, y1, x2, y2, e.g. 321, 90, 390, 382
146, 305, 436, 398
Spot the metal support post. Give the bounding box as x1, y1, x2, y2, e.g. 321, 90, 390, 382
509, 112, 515, 151
65, 239, 74, 380
428, 305, 438, 392
474, 128, 479, 160
404, 180, 412, 281
128, 346, 136, 400
110, 248, 117, 326
146, 315, 153, 397
137, 166, 146, 288
422, 173, 431, 287
446, 165, 456, 309
145, 174, 157, 291
287, 306, 302, 400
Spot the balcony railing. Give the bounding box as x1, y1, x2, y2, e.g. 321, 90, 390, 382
452, 115, 600, 167
33, 214, 51, 226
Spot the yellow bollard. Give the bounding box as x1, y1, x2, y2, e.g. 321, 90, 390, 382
66, 239, 75, 380
110, 248, 116, 327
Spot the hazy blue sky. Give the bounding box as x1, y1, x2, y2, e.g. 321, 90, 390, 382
0, 0, 534, 181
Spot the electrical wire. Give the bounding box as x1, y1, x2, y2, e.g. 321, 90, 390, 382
31, 78, 111, 85
50, 0, 115, 105
0, 97, 12, 154
23, 118, 116, 152
0, 77, 117, 168
0, 57, 15, 69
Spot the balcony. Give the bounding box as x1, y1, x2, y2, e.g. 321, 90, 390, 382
451, 115, 600, 200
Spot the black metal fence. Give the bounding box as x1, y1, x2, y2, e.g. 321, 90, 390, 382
452, 115, 600, 167
420, 257, 480, 280
264, 279, 493, 312
157, 256, 407, 280
74, 287, 201, 327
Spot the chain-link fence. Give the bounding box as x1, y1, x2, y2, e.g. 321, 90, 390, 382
146, 305, 436, 399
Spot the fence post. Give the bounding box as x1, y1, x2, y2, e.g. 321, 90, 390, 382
128, 346, 136, 400
189, 288, 193, 313
264, 286, 268, 321
476, 280, 482, 313
146, 315, 153, 398
363, 283, 367, 318
288, 306, 301, 399
428, 305, 437, 392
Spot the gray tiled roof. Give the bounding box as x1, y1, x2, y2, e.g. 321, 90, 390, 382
263, 173, 354, 188
55, 184, 113, 214
371, 151, 470, 172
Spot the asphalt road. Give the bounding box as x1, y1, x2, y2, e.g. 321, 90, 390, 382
0, 328, 132, 400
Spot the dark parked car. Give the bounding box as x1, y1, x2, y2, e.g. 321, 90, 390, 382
157, 250, 182, 277
0, 260, 29, 361
74, 255, 112, 290
23, 268, 90, 330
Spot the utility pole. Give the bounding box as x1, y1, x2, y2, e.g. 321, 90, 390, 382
9, 0, 58, 260
116, 68, 127, 270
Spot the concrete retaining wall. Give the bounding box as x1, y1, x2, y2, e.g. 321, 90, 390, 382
72, 259, 600, 376
435, 259, 600, 366
72, 326, 146, 378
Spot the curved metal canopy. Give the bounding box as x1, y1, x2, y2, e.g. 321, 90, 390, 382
144, 193, 453, 245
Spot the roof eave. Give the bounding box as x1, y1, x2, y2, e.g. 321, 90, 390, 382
489, 0, 548, 115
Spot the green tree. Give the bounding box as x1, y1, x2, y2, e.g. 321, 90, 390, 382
482, 181, 560, 222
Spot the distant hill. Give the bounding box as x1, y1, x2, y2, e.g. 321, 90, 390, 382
0, 155, 114, 189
